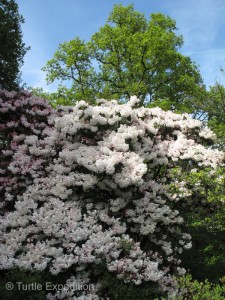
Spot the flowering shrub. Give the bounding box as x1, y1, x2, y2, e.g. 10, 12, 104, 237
0, 90, 55, 209
0, 90, 72, 210
0, 95, 224, 299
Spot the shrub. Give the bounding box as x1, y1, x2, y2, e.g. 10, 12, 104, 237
0, 95, 224, 299
167, 165, 225, 282
174, 275, 225, 300
0, 90, 55, 208
0, 89, 72, 209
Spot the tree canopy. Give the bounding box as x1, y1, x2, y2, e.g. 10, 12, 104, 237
0, 0, 29, 91
205, 83, 225, 148
43, 4, 205, 111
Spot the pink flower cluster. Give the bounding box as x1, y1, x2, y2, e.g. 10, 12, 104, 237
0, 90, 72, 209
0, 90, 56, 209
0, 94, 224, 299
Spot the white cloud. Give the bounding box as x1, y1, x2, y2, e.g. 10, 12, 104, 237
166, 0, 225, 87
169, 0, 225, 49
21, 67, 59, 92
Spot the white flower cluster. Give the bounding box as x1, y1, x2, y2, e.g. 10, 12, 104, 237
0, 96, 224, 299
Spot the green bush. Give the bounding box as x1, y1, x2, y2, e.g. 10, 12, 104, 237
174, 275, 225, 300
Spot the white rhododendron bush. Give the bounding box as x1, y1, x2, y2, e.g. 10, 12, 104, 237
0, 93, 224, 299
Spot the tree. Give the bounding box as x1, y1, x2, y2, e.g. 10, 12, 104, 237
30, 85, 80, 107
0, 0, 29, 91
205, 83, 225, 148
43, 4, 205, 111
187, 81, 225, 149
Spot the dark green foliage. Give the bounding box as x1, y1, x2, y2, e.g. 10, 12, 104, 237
0, 0, 29, 91
0, 268, 49, 300
168, 166, 225, 283
181, 227, 225, 283
97, 268, 162, 300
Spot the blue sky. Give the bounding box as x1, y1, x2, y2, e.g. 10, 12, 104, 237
16, 0, 225, 92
